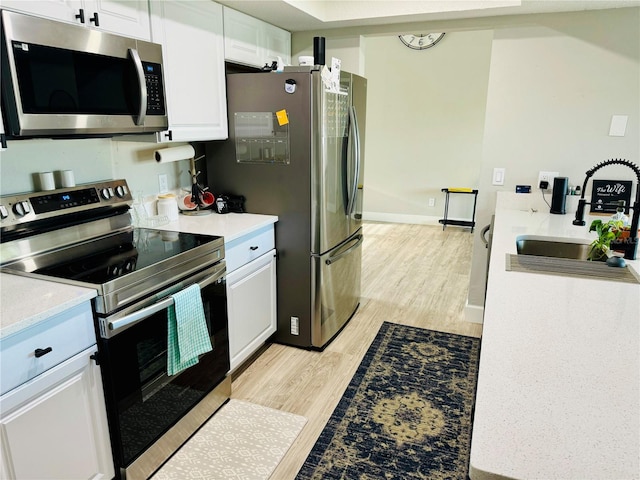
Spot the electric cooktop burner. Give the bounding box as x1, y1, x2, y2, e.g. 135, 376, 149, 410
34, 228, 220, 284
0, 180, 225, 315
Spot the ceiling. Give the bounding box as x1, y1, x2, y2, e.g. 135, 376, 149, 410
215, 0, 640, 32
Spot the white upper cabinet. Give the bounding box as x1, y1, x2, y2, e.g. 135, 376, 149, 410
149, 0, 228, 142
0, 0, 151, 40
223, 7, 291, 68
263, 21, 292, 66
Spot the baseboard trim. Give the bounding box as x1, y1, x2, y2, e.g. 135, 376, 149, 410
362, 212, 441, 225
464, 303, 484, 324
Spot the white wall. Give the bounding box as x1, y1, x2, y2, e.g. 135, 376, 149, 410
0, 138, 113, 194
0, 138, 195, 207
362, 31, 492, 224
467, 7, 640, 316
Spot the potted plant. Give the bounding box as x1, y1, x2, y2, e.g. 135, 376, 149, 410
588, 219, 624, 261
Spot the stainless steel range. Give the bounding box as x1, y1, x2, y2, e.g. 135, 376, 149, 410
0, 180, 230, 480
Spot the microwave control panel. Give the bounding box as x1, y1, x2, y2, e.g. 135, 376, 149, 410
143, 62, 166, 115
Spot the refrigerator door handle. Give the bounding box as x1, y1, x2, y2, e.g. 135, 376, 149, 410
347, 106, 361, 215
325, 233, 364, 265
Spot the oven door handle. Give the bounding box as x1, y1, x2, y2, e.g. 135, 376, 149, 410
108, 297, 174, 333
106, 267, 223, 335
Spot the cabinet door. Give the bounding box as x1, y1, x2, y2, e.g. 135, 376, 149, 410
223, 6, 263, 68
263, 22, 291, 66
0, 348, 114, 480
0, 0, 150, 40
150, 0, 228, 142
227, 250, 277, 371
0, 0, 82, 24
85, 0, 151, 40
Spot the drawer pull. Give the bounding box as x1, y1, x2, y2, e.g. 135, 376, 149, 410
250, 246, 259, 251
90, 352, 100, 365
34, 347, 53, 358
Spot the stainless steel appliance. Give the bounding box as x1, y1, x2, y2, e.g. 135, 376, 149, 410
0, 180, 230, 480
0, 9, 168, 138
207, 66, 366, 349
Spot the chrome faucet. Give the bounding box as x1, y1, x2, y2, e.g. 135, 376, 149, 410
573, 158, 640, 260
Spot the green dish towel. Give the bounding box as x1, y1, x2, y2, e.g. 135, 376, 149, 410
167, 284, 213, 376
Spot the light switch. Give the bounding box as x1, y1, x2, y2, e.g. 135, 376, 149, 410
609, 115, 628, 137
492, 168, 505, 186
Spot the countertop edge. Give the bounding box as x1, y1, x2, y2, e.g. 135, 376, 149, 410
0, 273, 97, 340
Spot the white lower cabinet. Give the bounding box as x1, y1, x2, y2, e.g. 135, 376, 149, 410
227, 249, 277, 371
0, 346, 114, 480
0, 302, 113, 480
226, 226, 277, 371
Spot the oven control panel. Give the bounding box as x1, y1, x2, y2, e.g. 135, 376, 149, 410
0, 180, 133, 227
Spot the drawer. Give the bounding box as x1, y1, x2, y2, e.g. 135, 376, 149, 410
225, 225, 275, 272
0, 302, 96, 395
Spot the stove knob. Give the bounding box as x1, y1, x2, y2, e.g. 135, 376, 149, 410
101, 188, 112, 200
0, 205, 8, 219
13, 202, 28, 217
115, 185, 126, 198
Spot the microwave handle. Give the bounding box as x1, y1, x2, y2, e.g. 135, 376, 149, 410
128, 48, 147, 126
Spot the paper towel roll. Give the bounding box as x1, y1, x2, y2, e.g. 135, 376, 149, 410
154, 145, 195, 164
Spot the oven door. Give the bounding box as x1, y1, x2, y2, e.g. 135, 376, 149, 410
96, 261, 229, 476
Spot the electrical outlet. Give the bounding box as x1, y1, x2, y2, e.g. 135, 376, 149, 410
158, 174, 168, 193
290, 316, 299, 335
428, 198, 435, 207
538, 171, 559, 189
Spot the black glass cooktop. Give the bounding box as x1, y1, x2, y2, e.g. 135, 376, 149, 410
34, 228, 221, 285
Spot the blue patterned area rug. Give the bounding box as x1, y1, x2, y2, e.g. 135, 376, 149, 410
296, 322, 481, 480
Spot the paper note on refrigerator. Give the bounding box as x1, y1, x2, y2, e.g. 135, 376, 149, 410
276, 109, 289, 126
330, 57, 341, 92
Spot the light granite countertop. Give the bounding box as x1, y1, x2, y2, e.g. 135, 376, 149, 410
0, 274, 96, 339
151, 212, 278, 243
469, 194, 640, 479
0, 212, 278, 340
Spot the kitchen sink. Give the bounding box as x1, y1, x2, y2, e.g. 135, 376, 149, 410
515, 235, 591, 260
509, 235, 640, 284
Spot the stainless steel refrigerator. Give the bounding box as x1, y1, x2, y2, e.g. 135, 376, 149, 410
206, 66, 366, 349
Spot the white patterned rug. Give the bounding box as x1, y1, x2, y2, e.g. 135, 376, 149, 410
151, 399, 307, 480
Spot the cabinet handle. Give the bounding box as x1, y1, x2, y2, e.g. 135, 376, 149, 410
250, 246, 259, 251
75, 8, 85, 23
90, 352, 100, 365
164, 130, 173, 141
89, 12, 100, 26
34, 347, 53, 358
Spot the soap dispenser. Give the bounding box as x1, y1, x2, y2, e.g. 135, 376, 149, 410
611, 201, 630, 226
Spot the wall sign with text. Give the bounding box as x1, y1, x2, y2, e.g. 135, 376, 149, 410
590, 179, 632, 214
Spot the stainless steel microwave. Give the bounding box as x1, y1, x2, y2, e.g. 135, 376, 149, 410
0, 9, 168, 138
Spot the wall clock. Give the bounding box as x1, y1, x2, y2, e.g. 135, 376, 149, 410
398, 33, 445, 50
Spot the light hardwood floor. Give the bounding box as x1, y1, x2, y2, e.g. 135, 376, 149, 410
230, 221, 483, 479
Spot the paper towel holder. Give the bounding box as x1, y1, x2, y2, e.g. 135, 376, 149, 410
154, 145, 213, 216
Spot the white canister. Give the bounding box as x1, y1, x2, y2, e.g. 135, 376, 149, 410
60, 169, 75, 188
38, 171, 55, 191
157, 193, 179, 221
